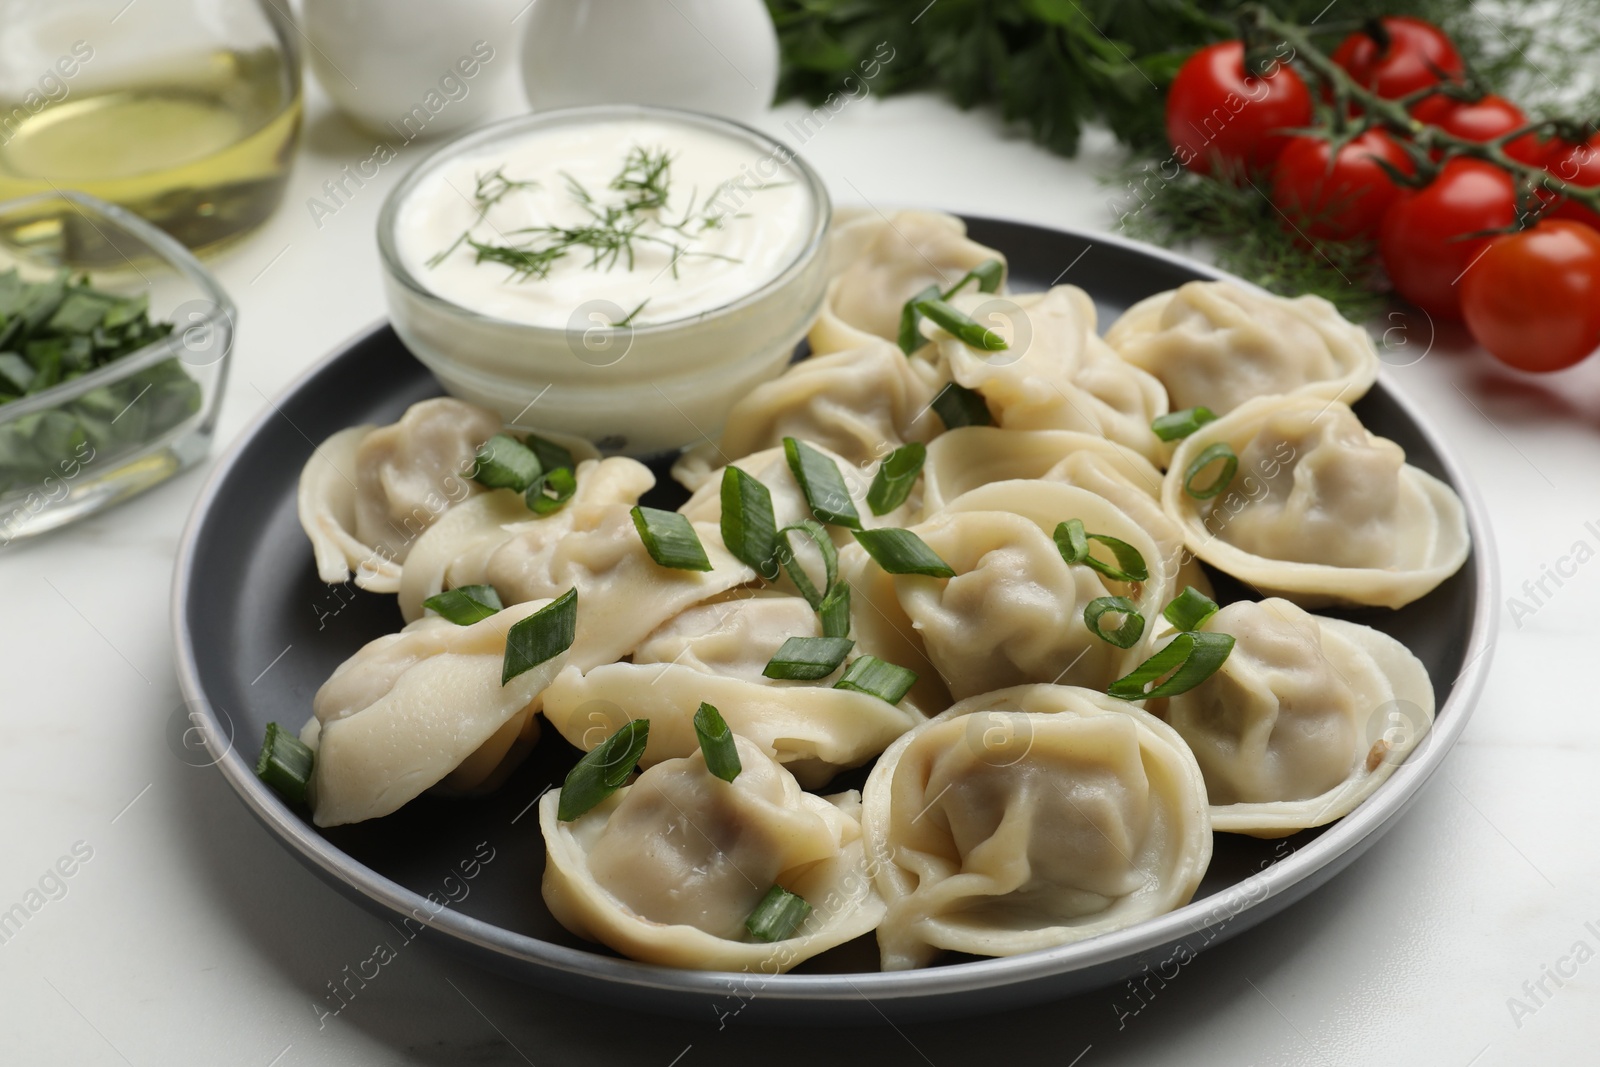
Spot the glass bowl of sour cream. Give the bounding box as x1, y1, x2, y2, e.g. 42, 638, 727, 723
377, 105, 830, 455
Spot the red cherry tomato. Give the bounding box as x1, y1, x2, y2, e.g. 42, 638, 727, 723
1411, 94, 1547, 164
1544, 135, 1600, 229
1332, 17, 1465, 99
1166, 41, 1313, 177
1460, 220, 1600, 371
1270, 130, 1415, 241
1380, 158, 1518, 319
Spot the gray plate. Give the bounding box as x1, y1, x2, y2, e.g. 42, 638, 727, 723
170, 218, 1498, 1024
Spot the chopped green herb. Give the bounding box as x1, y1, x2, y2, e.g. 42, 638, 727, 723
502, 588, 578, 685
693, 702, 741, 783
526, 466, 577, 515
746, 885, 812, 942
913, 297, 1008, 351
929, 382, 993, 430
834, 655, 918, 704
472, 433, 541, 492
1152, 407, 1218, 442
422, 584, 503, 625
764, 636, 855, 680
1184, 442, 1238, 500
632, 506, 713, 571
1108, 631, 1235, 701
1053, 519, 1149, 583
783, 437, 861, 529
558, 718, 651, 821
866, 442, 925, 516
942, 258, 1005, 299
897, 283, 941, 355
721, 465, 779, 571
524, 432, 575, 474
775, 519, 838, 609
1163, 586, 1219, 632
256, 722, 314, 807
1084, 596, 1146, 649
819, 582, 851, 639
852, 528, 955, 578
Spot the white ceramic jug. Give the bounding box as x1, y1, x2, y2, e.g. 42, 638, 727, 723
519, 0, 777, 121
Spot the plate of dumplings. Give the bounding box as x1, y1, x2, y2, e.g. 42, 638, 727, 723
174, 211, 1495, 1022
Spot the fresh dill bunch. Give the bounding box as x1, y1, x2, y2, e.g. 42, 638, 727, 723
610, 146, 675, 212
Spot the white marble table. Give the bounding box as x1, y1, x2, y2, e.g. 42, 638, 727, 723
3, 68, 1595, 1067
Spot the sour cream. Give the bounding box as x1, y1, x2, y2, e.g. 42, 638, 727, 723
393, 117, 816, 328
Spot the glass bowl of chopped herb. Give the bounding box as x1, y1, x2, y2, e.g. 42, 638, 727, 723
0, 191, 234, 543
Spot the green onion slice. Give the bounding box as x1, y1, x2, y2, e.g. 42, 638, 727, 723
852, 527, 956, 578
472, 433, 541, 491
913, 297, 1009, 351
1152, 406, 1218, 442
897, 283, 941, 355
525, 466, 576, 515
524, 432, 575, 473
1083, 596, 1146, 649
942, 258, 1005, 298
746, 885, 812, 943
819, 582, 851, 639
1163, 586, 1220, 632
422, 584, 503, 625
502, 587, 578, 685
1108, 631, 1235, 701
1184, 442, 1238, 500
557, 718, 650, 821
1053, 519, 1149, 583
775, 519, 838, 609
764, 636, 855, 681
834, 655, 919, 704
783, 437, 861, 529
632, 506, 713, 571
866, 442, 925, 516
692, 702, 741, 783
721, 465, 779, 571
930, 382, 993, 429
256, 722, 314, 807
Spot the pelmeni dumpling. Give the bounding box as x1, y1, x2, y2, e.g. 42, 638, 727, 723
304, 599, 568, 827
808, 210, 1006, 356
848, 482, 1169, 700
1162, 396, 1469, 608
921, 286, 1167, 463
1105, 281, 1380, 415
863, 684, 1211, 970
298, 397, 597, 592
541, 734, 885, 971
1154, 598, 1434, 837
673, 342, 943, 491
631, 591, 821, 684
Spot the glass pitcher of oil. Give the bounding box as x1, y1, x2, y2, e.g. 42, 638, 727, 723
0, 0, 302, 254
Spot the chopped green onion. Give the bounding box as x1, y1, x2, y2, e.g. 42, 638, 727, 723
942, 258, 1005, 298
1184, 442, 1238, 500
422, 584, 503, 625
783, 437, 861, 529
852, 528, 956, 578
1053, 519, 1149, 583
866, 442, 925, 516
525, 466, 576, 515
775, 520, 838, 609
764, 636, 855, 680
557, 718, 650, 821
524, 432, 575, 473
256, 722, 314, 807
834, 655, 918, 704
898, 283, 941, 355
693, 702, 741, 783
1152, 407, 1218, 442
745, 885, 812, 943
472, 433, 541, 491
1108, 631, 1235, 701
930, 382, 993, 429
1163, 586, 1220, 632
721, 465, 779, 571
632, 506, 713, 571
502, 587, 577, 685
913, 297, 1008, 351
819, 582, 851, 639
1083, 596, 1146, 649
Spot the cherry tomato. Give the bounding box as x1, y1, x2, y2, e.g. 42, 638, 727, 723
1380, 158, 1518, 318
1332, 17, 1465, 99
1460, 220, 1600, 371
1544, 135, 1600, 229
1270, 130, 1415, 241
1166, 41, 1313, 177
1411, 94, 1547, 165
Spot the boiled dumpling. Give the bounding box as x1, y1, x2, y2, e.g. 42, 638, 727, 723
1105, 281, 1379, 415
863, 684, 1211, 970
541, 734, 885, 971
673, 342, 942, 491
631, 591, 822, 684
1153, 598, 1435, 836
808, 210, 1006, 356
920, 286, 1167, 463
1162, 395, 1469, 608
304, 598, 568, 827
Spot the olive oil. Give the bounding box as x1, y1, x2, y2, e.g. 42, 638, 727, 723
0, 46, 301, 254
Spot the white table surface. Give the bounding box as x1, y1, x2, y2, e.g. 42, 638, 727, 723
4, 58, 1596, 1067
